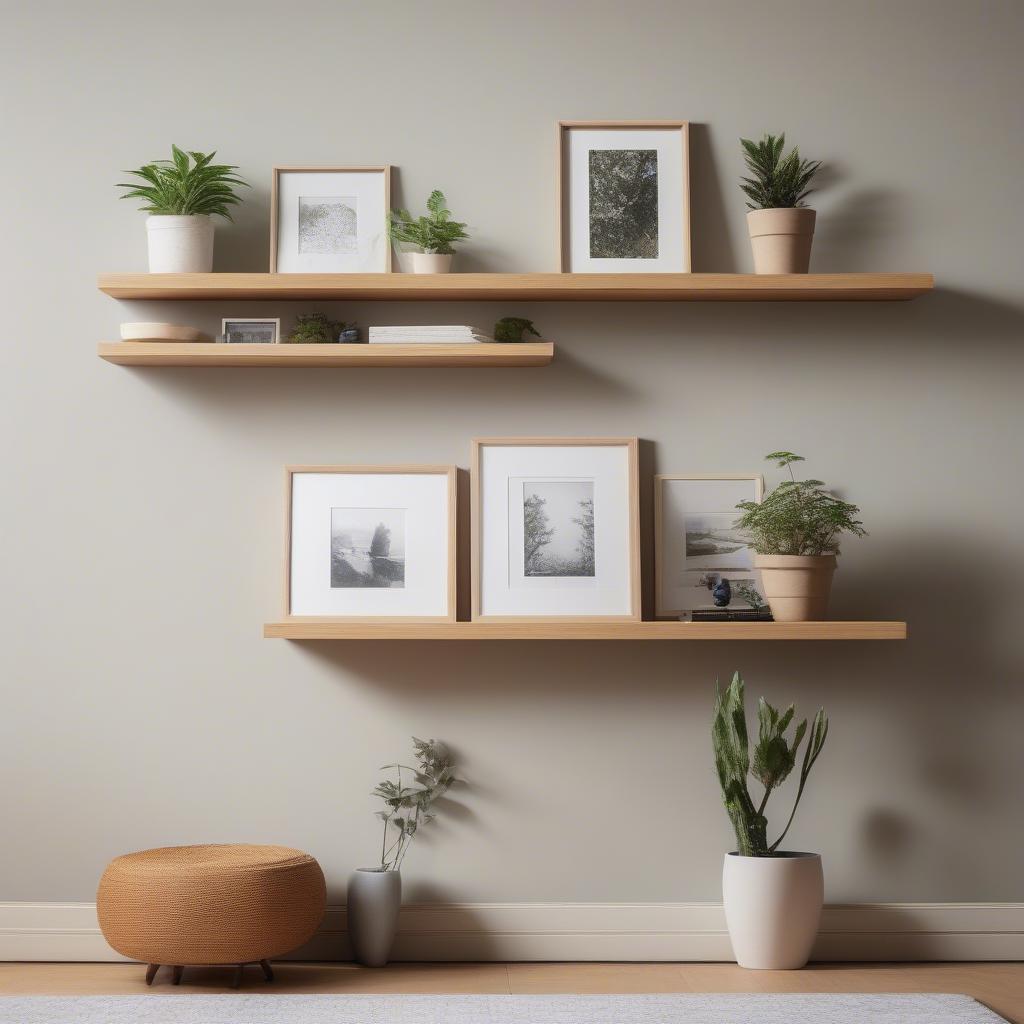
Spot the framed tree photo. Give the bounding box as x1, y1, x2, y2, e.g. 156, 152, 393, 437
558, 121, 690, 273
472, 438, 640, 621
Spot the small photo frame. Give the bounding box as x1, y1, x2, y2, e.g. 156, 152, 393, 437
285, 466, 456, 621
270, 166, 392, 273
558, 121, 690, 273
221, 318, 281, 344
472, 438, 640, 621
655, 475, 764, 619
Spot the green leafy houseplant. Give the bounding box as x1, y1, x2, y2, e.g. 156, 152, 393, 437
285, 313, 354, 344
739, 133, 820, 210
117, 145, 248, 218
388, 190, 469, 255
735, 452, 866, 556
373, 738, 457, 871
713, 672, 828, 857
493, 317, 541, 343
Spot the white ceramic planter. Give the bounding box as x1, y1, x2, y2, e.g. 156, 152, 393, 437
754, 554, 837, 622
747, 208, 816, 273
722, 852, 823, 970
347, 868, 401, 967
410, 252, 453, 274
145, 215, 214, 273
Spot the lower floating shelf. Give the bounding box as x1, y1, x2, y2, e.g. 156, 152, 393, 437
97, 341, 554, 368
263, 620, 907, 641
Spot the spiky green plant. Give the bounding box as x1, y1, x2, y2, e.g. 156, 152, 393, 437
734, 452, 866, 556
713, 672, 828, 857
739, 133, 821, 210
117, 145, 248, 219
388, 190, 469, 255
373, 738, 458, 871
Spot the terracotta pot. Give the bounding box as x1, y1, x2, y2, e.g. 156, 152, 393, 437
754, 554, 836, 621
722, 852, 823, 969
410, 252, 453, 274
747, 208, 816, 273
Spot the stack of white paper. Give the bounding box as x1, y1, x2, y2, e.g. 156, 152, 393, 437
368, 325, 492, 344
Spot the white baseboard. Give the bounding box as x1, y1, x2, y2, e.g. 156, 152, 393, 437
2, 901, 1022, 963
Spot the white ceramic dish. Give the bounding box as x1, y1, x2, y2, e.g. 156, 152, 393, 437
120, 322, 207, 343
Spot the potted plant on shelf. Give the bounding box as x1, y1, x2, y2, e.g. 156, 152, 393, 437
387, 190, 469, 273
740, 133, 821, 273
713, 671, 828, 970
734, 451, 865, 622
117, 145, 249, 273
348, 737, 458, 967
285, 313, 358, 344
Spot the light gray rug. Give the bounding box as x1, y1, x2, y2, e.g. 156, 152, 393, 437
0, 993, 1007, 1023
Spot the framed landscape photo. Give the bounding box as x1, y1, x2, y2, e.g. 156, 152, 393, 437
221, 318, 281, 344
558, 121, 690, 273
285, 465, 455, 621
472, 438, 640, 621
270, 166, 392, 273
654, 475, 764, 619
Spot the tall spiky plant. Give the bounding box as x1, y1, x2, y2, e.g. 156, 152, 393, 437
712, 672, 828, 856
739, 133, 821, 210
388, 190, 469, 255
117, 145, 249, 219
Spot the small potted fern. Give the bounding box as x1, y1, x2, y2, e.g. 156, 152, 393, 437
388, 190, 469, 273
735, 452, 865, 621
714, 672, 828, 969
740, 133, 821, 273
117, 145, 248, 273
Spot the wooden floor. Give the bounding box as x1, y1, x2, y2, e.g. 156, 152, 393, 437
0, 962, 1021, 1020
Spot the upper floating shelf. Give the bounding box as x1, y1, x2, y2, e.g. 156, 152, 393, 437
98, 272, 933, 302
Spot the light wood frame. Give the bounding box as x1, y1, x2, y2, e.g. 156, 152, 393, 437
557, 121, 691, 273
269, 166, 392, 273
221, 318, 281, 343
471, 437, 641, 622
283, 465, 456, 622
654, 474, 763, 619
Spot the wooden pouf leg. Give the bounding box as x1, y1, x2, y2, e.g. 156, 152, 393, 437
172, 966, 183, 985
260, 959, 274, 982
145, 964, 159, 986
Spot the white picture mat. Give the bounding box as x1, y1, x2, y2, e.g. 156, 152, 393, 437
276, 171, 388, 273
290, 472, 450, 616
657, 477, 762, 616
479, 445, 633, 617
566, 127, 688, 273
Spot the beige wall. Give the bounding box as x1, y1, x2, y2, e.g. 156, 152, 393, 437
2, 0, 1023, 909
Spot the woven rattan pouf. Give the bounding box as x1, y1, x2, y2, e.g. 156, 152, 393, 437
97, 844, 326, 988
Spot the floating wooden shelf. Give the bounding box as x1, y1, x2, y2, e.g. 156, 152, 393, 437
263, 620, 907, 641
97, 341, 554, 368
98, 272, 933, 302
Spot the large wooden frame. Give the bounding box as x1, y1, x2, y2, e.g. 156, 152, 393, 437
471, 437, 641, 622
557, 121, 691, 273
270, 166, 392, 273
654, 473, 763, 619
283, 464, 456, 622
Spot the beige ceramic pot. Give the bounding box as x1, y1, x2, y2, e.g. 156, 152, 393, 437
747, 208, 816, 273
754, 554, 836, 621
410, 252, 453, 274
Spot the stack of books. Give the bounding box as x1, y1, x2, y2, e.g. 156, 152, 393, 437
368, 326, 492, 345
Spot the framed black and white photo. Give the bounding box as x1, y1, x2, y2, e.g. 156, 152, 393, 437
285, 465, 455, 620
655, 475, 764, 619
270, 166, 391, 273
221, 318, 281, 344
558, 121, 690, 273
472, 438, 640, 621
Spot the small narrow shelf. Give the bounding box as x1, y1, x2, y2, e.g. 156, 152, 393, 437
97, 341, 554, 368
263, 620, 907, 641
98, 272, 933, 302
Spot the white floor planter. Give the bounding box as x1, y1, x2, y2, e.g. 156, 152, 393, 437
410, 252, 453, 274
755, 554, 837, 622
347, 869, 401, 967
145, 215, 214, 273
747, 208, 816, 273
722, 852, 824, 970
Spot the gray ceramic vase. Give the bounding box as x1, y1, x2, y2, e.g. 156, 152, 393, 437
347, 868, 401, 967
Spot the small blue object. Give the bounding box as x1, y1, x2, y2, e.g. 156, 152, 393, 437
338, 327, 361, 343
712, 578, 732, 607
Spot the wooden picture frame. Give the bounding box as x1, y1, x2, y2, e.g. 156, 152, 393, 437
654, 474, 763, 619
471, 437, 641, 622
284, 465, 456, 622
270, 165, 392, 273
221, 317, 281, 344
557, 121, 690, 273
